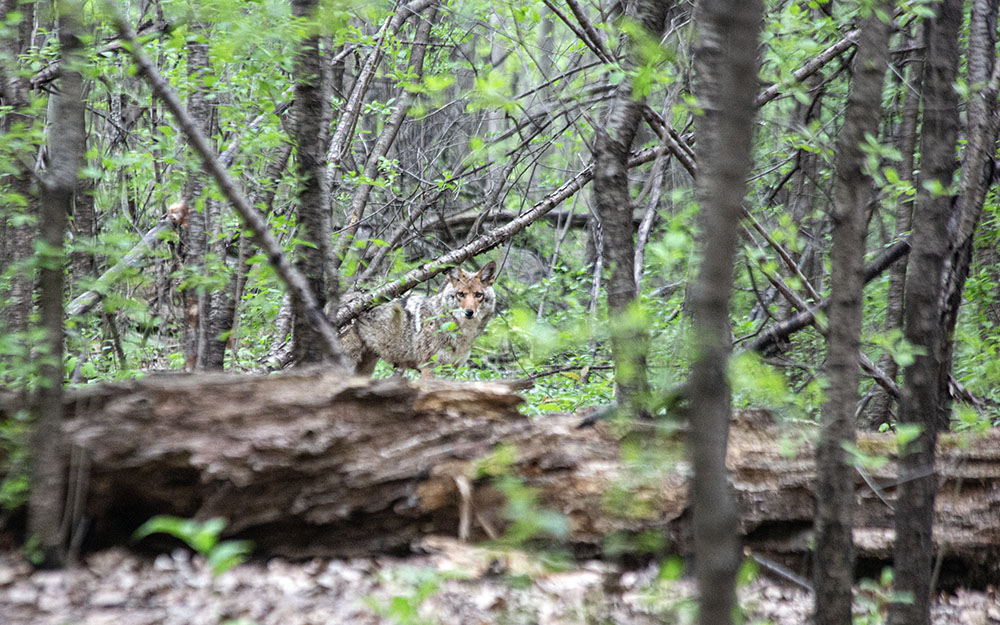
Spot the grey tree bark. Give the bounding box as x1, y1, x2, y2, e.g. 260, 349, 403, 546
888, 1, 962, 624
291, 0, 338, 365
686, 1, 763, 624
813, 8, 892, 624
180, 26, 212, 371
938, 0, 1000, 403
591, 0, 667, 417
28, 0, 85, 568
865, 33, 923, 429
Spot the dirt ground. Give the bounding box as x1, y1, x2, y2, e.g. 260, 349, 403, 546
2, 537, 998, 625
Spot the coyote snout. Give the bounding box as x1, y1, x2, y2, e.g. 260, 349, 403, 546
340, 261, 498, 377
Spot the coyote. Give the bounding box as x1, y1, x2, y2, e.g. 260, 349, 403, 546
340, 261, 497, 377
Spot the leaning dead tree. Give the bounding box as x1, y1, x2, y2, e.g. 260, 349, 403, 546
6, 369, 997, 586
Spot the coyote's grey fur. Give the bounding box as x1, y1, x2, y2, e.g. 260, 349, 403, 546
340, 261, 497, 376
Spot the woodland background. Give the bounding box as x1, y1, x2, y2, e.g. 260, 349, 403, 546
2, 0, 1000, 624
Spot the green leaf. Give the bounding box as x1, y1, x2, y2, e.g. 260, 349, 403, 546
894, 424, 923, 450
206, 540, 254, 576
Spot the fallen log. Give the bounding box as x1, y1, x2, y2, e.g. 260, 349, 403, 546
9, 369, 1000, 586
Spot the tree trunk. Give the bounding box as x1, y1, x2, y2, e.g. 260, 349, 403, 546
28, 0, 86, 568
331, 5, 436, 273
865, 33, 922, 429
291, 0, 337, 365
889, 2, 962, 624
687, 1, 763, 624
180, 27, 212, 371
591, 0, 667, 416
814, 8, 891, 624
0, 0, 37, 347
937, 0, 1000, 407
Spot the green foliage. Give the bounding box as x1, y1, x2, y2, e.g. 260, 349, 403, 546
855, 568, 913, 625
365, 566, 465, 625
494, 475, 569, 546
132, 515, 253, 576
0, 409, 30, 512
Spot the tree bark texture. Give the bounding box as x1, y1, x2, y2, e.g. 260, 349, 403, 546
28, 1, 86, 568
0, 0, 37, 341
687, 1, 763, 624
866, 34, 923, 429
889, 1, 962, 624
814, 10, 891, 625
180, 30, 212, 371
937, 0, 1000, 410
5, 373, 1000, 587
591, 0, 667, 416
291, 0, 337, 365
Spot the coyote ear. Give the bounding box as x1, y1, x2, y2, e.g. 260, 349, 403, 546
448, 266, 463, 283
476, 260, 497, 285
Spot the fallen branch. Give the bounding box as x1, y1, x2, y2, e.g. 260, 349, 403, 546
66, 219, 173, 317
743, 237, 911, 353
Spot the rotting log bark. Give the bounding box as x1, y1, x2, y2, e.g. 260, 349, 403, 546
5, 371, 1000, 585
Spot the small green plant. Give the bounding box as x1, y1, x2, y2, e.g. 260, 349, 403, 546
131, 515, 253, 576
474, 444, 569, 547
855, 568, 913, 625
365, 566, 461, 625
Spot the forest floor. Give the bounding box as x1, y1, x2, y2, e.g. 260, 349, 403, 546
1, 537, 998, 625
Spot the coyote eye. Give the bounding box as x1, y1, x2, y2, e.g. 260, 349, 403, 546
475, 292, 483, 299
456, 292, 465, 298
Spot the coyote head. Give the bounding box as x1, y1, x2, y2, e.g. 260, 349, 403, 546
447, 261, 497, 319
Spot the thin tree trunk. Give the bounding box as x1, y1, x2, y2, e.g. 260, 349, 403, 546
180, 27, 212, 371
866, 35, 923, 429
937, 0, 1000, 399
69, 177, 97, 283
291, 0, 337, 364
686, 1, 762, 624
888, 1, 962, 624
29, 0, 85, 568
0, 0, 37, 344
591, 0, 667, 416
813, 8, 891, 624
331, 5, 436, 273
